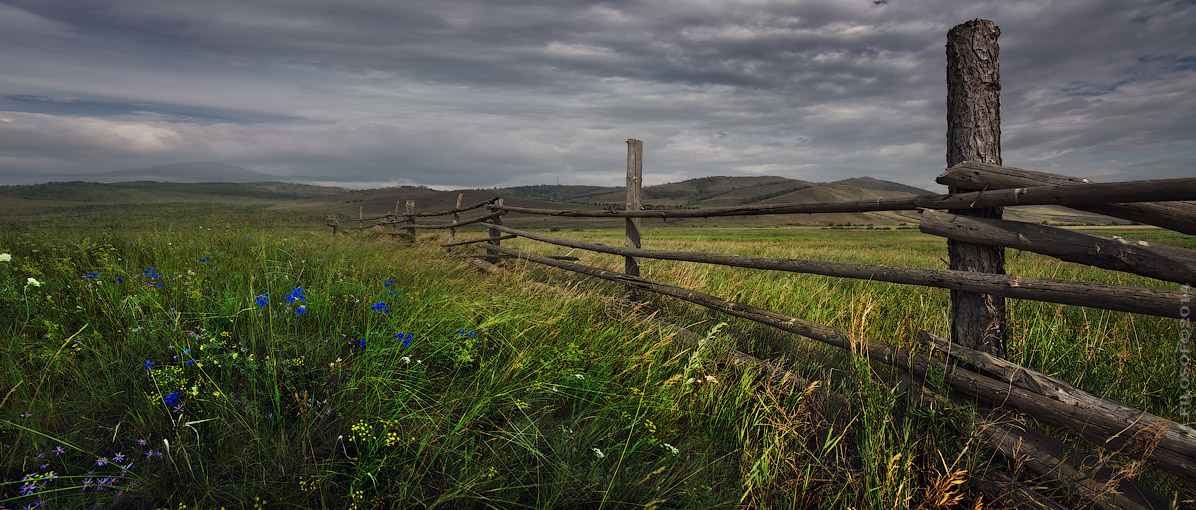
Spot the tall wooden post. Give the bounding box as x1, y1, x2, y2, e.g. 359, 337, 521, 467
405, 200, 416, 243
946, 19, 1006, 358
487, 198, 504, 263
625, 139, 643, 297
447, 193, 463, 251
358, 205, 364, 231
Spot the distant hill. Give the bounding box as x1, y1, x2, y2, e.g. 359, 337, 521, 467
828, 177, 937, 196
0, 169, 1127, 227
96, 162, 281, 183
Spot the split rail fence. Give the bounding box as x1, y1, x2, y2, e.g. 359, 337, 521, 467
327, 20, 1196, 509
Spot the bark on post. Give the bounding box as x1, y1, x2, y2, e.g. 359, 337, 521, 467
625, 139, 644, 297
405, 200, 416, 243
486, 198, 504, 263
359, 205, 364, 230
946, 19, 1006, 357
448, 193, 464, 249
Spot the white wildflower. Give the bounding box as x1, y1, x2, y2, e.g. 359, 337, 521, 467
574, 373, 585, 380
0, 253, 11, 262
661, 443, 680, 455
26, 277, 41, 287
592, 448, 605, 459
401, 356, 411, 364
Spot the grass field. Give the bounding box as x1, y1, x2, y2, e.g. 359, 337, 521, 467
1, 196, 1192, 508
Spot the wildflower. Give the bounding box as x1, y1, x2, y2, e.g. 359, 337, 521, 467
0, 252, 10, 262
384, 279, 395, 287
574, 373, 585, 380
83, 272, 101, 279
112, 452, 125, 462
661, 443, 680, 455
137, 438, 147, 446
26, 277, 41, 287
592, 448, 605, 459
198, 257, 211, 262
285, 286, 305, 303
255, 293, 270, 307
144, 360, 155, 370
53, 446, 65, 456
296, 306, 306, 316
144, 450, 156, 460
400, 356, 411, 364
96, 457, 108, 467
163, 390, 184, 407
358, 339, 367, 347
370, 302, 390, 313
395, 333, 412, 346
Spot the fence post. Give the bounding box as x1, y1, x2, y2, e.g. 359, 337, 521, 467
625, 139, 643, 298
405, 200, 416, 243
946, 19, 1006, 358
399, 201, 409, 237
487, 198, 504, 263
359, 205, 364, 231
447, 193, 463, 251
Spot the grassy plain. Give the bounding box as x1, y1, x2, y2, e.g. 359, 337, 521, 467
1, 189, 1192, 508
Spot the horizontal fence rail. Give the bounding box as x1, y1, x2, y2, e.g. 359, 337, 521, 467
408, 197, 499, 218
940, 161, 1196, 235
496, 167, 1196, 223
483, 223, 1187, 318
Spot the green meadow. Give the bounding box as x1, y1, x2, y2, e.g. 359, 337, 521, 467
1, 194, 1192, 508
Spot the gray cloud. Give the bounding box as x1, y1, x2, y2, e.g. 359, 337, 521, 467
0, 0, 1193, 190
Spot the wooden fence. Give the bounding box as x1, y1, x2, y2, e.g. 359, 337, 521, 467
327, 20, 1196, 509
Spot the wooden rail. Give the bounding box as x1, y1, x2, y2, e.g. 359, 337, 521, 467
483, 223, 1186, 318
495, 174, 1196, 220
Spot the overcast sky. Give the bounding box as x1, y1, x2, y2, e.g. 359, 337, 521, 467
1, 0, 1193, 190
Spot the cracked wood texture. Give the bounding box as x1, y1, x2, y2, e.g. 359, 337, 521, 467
947, 19, 1006, 357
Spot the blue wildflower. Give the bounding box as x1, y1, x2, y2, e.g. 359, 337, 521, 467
285, 286, 305, 303
370, 302, 390, 314
358, 339, 367, 347
255, 293, 270, 307
396, 333, 412, 346
144, 360, 155, 371
163, 390, 184, 407
83, 272, 101, 279
384, 279, 395, 287
198, 257, 211, 262
296, 306, 306, 316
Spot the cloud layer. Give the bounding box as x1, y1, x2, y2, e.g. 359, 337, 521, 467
1, 0, 1193, 189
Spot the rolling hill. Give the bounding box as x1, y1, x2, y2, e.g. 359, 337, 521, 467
0, 169, 1126, 228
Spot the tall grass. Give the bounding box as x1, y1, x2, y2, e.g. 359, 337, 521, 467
2, 209, 1190, 508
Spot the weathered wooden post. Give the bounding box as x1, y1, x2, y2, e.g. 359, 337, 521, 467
405, 200, 416, 243
625, 139, 643, 298
946, 19, 1006, 357
359, 205, 364, 231
487, 198, 504, 263
447, 193, 463, 251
